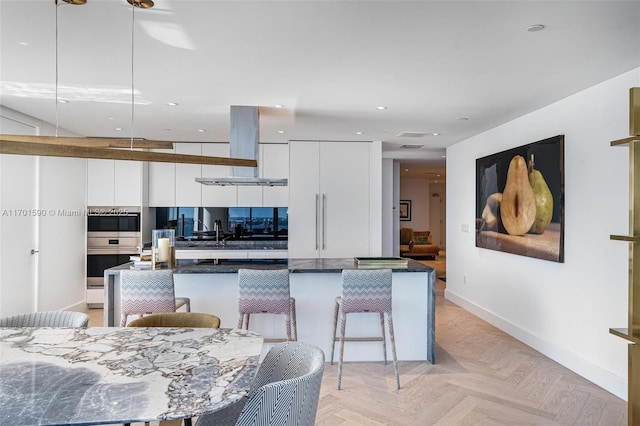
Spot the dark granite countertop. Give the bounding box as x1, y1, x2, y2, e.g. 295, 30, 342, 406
174, 240, 287, 250
108, 258, 433, 274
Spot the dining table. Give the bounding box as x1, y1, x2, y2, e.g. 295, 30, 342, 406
0, 326, 263, 426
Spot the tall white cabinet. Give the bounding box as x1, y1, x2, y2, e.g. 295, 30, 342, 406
87, 159, 144, 207
288, 140, 378, 258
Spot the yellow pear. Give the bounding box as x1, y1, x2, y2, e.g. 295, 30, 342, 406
500, 155, 536, 236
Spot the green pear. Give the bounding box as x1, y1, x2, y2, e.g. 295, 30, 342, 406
500, 155, 536, 236
528, 164, 553, 234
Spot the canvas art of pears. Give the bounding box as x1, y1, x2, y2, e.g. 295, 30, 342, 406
481, 154, 553, 236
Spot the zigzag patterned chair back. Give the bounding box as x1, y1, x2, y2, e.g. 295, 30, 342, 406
0, 311, 89, 328
238, 269, 291, 314
195, 342, 324, 426
341, 269, 393, 314
120, 269, 176, 326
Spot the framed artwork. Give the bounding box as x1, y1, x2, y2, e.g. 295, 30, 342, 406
399, 200, 412, 221
476, 135, 564, 262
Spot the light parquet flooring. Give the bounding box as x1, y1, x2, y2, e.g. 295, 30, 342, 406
86, 251, 626, 425
314, 278, 626, 426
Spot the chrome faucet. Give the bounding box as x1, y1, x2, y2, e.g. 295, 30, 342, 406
214, 220, 222, 244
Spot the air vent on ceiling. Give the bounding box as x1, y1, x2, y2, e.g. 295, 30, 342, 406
400, 144, 424, 149
397, 131, 428, 138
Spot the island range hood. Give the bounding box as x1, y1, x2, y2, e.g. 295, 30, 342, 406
196, 105, 288, 187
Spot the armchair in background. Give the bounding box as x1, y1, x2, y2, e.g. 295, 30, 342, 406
400, 227, 440, 260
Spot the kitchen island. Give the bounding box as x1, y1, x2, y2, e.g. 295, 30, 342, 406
103, 258, 436, 363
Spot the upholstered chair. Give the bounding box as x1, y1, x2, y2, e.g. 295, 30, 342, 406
0, 311, 89, 328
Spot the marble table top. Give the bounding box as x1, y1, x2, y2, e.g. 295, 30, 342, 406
0, 327, 263, 426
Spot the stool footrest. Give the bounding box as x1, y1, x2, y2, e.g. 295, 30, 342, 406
333, 337, 384, 342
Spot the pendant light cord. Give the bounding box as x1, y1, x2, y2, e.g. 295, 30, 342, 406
55, 3, 61, 137
130, 2, 135, 150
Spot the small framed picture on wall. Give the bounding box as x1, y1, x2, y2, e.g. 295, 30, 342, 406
399, 200, 412, 221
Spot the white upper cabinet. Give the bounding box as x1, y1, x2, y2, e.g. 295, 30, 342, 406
87, 159, 143, 207
175, 143, 202, 206
262, 143, 289, 207
201, 143, 238, 207
148, 147, 176, 207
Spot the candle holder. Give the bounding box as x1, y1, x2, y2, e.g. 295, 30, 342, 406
152, 229, 175, 269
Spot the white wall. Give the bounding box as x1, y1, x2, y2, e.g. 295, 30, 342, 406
446, 68, 640, 399
400, 178, 430, 231
0, 106, 87, 316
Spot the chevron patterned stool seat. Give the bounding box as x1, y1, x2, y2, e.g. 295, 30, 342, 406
237, 268, 297, 342
330, 268, 400, 390
119, 269, 185, 327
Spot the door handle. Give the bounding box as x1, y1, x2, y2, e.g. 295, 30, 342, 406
30, 249, 39, 255
322, 194, 326, 250
315, 194, 319, 250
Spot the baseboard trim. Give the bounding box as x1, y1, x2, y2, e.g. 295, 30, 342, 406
444, 288, 627, 400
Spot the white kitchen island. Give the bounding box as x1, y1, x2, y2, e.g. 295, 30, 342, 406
104, 258, 436, 363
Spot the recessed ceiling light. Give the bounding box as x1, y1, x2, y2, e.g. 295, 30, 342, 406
57, 99, 68, 104
115, 127, 123, 131
431, 132, 440, 136
526, 24, 545, 32
355, 131, 363, 135
437, 174, 440, 177
165, 102, 179, 106
197, 129, 206, 133
404, 169, 409, 172
441, 155, 446, 158
274, 104, 284, 108
277, 130, 285, 134
108, 117, 115, 120
18, 42, 29, 46
376, 106, 387, 110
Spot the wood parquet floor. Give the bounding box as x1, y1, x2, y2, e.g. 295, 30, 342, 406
86, 252, 627, 425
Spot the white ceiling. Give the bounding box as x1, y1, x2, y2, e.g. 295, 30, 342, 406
1, 1, 639, 181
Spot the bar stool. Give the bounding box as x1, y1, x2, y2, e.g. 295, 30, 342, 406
237, 268, 297, 342
120, 269, 189, 326
330, 268, 400, 390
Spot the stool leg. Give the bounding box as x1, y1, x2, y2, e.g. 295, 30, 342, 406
290, 298, 298, 341
337, 311, 347, 390
237, 313, 244, 329
330, 300, 340, 365
186, 300, 191, 313
387, 312, 400, 390
285, 312, 292, 341
379, 312, 387, 365
120, 314, 127, 327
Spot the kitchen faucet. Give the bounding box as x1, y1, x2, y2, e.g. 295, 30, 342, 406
214, 220, 222, 245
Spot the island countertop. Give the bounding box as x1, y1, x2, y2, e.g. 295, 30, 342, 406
107, 258, 432, 274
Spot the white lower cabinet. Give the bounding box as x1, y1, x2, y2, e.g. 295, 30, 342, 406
288, 141, 373, 258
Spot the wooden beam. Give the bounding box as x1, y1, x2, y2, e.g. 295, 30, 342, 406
0, 139, 257, 167
611, 136, 640, 147
0, 134, 173, 149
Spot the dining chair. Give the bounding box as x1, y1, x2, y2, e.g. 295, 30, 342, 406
120, 269, 190, 326
237, 268, 297, 342
195, 341, 325, 426
330, 268, 400, 390
126, 312, 221, 328
0, 310, 89, 328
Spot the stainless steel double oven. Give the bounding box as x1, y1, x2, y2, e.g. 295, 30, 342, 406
87, 207, 141, 307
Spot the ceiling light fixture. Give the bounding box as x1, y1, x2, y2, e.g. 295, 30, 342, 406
197, 129, 206, 133
431, 132, 440, 136
355, 131, 363, 135
274, 104, 284, 108
376, 106, 387, 110
165, 102, 179, 106
526, 24, 545, 32
55, 0, 87, 5
277, 130, 285, 134
127, 0, 154, 8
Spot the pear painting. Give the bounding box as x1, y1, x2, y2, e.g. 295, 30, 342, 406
475, 135, 564, 263
500, 155, 536, 236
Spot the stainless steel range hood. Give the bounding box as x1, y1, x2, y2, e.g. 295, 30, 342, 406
196, 105, 288, 186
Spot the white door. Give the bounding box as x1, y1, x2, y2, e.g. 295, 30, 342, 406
0, 116, 38, 316
320, 142, 371, 258
288, 142, 321, 258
